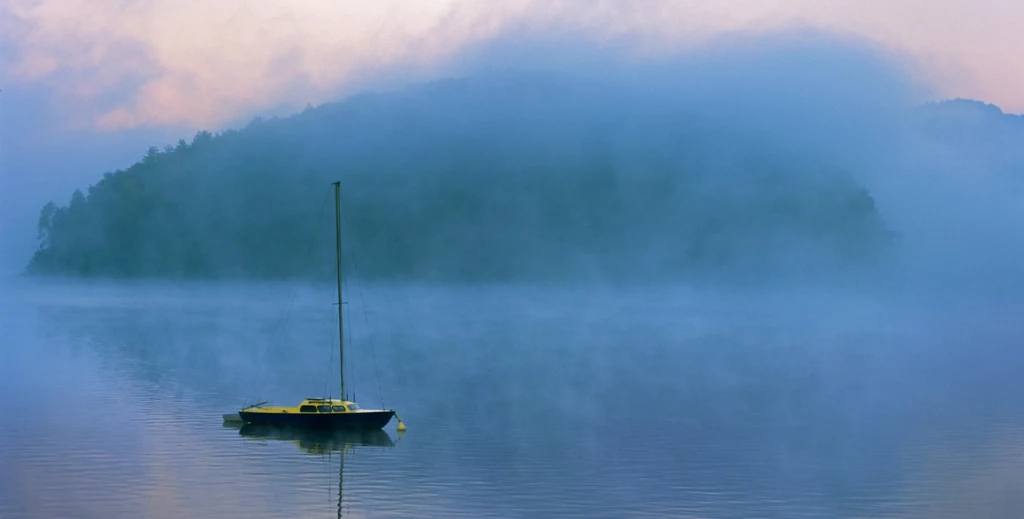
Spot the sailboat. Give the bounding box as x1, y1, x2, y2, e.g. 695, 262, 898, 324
234, 182, 401, 430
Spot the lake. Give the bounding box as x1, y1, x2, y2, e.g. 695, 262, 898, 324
2, 278, 1023, 518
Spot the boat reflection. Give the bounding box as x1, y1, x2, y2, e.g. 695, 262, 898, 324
231, 424, 399, 517
236, 424, 397, 453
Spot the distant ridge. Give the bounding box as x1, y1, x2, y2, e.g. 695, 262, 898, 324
27, 74, 897, 283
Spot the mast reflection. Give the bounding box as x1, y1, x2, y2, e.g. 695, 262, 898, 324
236, 425, 399, 517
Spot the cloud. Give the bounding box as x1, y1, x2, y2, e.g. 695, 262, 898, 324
7, 0, 1021, 132
3, 0, 529, 130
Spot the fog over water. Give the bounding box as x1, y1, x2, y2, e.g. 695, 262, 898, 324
3, 278, 1024, 517
3, 28, 1024, 518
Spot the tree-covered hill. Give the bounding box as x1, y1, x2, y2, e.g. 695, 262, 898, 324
27, 74, 896, 283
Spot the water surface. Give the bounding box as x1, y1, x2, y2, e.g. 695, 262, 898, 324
2, 279, 1023, 518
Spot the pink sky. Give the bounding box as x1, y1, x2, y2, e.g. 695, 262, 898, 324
2, 0, 1023, 131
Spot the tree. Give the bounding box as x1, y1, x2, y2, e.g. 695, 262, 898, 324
69, 189, 86, 210
191, 131, 212, 147
36, 201, 57, 248
143, 146, 160, 165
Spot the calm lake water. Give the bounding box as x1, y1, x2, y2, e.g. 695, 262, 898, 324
2, 278, 1024, 518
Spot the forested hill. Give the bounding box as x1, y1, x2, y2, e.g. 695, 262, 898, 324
27, 75, 896, 283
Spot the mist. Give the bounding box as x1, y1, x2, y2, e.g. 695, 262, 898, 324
0, 85, 186, 277
442, 28, 1024, 294
8, 27, 1021, 296
5, 24, 1024, 518
452, 28, 1024, 295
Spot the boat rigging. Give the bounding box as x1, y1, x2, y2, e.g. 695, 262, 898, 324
227, 182, 404, 431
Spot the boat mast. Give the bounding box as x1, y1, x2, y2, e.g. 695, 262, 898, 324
333, 181, 346, 400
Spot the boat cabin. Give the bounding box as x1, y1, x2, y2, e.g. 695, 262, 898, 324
297, 398, 362, 413
241, 398, 364, 415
